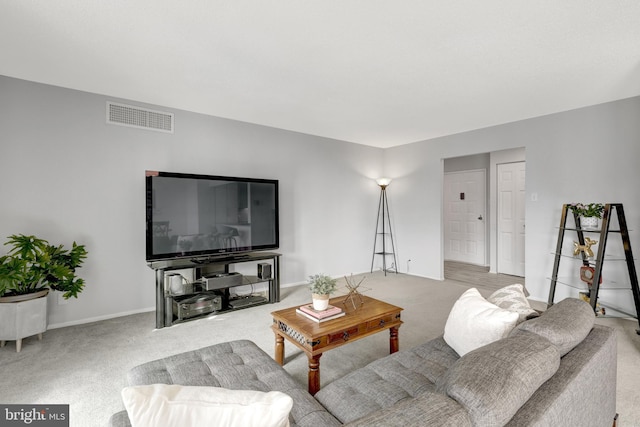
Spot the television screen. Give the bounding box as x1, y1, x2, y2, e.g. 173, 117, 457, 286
146, 171, 279, 261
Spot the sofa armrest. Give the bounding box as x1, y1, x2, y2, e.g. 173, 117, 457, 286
506, 324, 617, 427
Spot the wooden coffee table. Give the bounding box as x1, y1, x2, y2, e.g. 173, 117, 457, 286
271, 295, 403, 395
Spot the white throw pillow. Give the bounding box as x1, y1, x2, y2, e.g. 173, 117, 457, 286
443, 288, 520, 357
122, 384, 293, 427
488, 283, 539, 323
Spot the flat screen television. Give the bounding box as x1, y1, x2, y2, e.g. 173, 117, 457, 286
145, 171, 279, 262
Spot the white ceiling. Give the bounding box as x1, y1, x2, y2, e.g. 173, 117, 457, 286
2, 1, 640, 148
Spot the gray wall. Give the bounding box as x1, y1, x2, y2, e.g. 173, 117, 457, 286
3, 73, 639, 326
443, 153, 490, 173
385, 97, 640, 313
0, 76, 384, 327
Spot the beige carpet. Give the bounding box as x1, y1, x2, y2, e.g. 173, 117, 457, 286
0, 271, 638, 427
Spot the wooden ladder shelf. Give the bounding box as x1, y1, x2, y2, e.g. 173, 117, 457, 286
548, 203, 640, 334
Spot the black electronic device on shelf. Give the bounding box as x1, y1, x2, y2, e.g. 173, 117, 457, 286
150, 251, 282, 328
145, 170, 279, 263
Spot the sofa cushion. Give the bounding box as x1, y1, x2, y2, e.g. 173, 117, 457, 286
121, 384, 292, 427
443, 288, 519, 356
511, 297, 594, 356
314, 336, 459, 424
488, 283, 539, 323
437, 331, 560, 426
343, 391, 471, 427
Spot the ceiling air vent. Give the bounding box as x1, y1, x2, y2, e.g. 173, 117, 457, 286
106, 101, 174, 133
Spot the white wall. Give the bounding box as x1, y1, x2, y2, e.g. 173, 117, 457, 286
0, 76, 384, 327
385, 96, 640, 313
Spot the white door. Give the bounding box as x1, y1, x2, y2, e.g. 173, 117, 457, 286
444, 170, 486, 265
497, 162, 526, 276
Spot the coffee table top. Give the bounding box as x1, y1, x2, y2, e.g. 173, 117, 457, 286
273, 294, 400, 325
271, 295, 403, 349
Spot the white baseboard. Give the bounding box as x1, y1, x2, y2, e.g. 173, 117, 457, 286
48, 306, 155, 330
46, 276, 369, 329
281, 282, 304, 288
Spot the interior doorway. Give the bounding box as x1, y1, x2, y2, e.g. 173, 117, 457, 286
443, 149, 526, 280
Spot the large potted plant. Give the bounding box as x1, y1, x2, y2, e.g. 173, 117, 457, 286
0, 234, 87, 352
308, 273, 337, 311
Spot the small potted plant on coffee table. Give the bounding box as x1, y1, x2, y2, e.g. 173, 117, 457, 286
308, 273, 337, 311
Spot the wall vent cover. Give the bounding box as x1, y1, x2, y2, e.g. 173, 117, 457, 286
107, 101, 174, 133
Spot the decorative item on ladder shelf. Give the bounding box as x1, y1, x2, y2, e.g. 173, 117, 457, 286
580, 216, 599, 229
568, 203, 604, 230
580, 266, 602, 287
573, 237, 598, 258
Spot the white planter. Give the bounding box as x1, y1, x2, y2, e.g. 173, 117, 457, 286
0, 292, 48, 352
581, 216, 599, 230
311, 294, 330, 311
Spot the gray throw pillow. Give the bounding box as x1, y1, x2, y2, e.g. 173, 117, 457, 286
437, 331, 560, 426
488, 283, 539, 323
511, 297, 594, 356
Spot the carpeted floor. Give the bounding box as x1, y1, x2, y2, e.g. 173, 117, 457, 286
1, 271, 638, 427
444, 260, 526, 292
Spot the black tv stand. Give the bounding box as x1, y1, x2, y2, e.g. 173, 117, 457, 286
148, 252, 281, 328
189, 253, 252, 265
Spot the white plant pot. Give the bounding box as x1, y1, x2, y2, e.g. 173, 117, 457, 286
581, 216, 599, 230
311, 294, 330, 311
0, 291, 48, 352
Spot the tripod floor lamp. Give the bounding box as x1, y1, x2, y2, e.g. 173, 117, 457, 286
371, 177, 397, 275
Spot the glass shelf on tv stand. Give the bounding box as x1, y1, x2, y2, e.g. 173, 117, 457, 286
150, 252, 281, 328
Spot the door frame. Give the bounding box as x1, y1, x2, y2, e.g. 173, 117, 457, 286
441, 148, 525, 278
489, 149, 526, 274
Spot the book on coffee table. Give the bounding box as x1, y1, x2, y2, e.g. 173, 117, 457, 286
298, 304, 343, 318
296, 308, 346, 323
296, 304, 345, 322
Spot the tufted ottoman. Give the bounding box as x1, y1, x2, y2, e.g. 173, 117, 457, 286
108, 340, 340, 427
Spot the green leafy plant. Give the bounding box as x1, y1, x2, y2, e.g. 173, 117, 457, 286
308, 273, 337, 295
569, 203, 605, 219
0, 234, 88, 299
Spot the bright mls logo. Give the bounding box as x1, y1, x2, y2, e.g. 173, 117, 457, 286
0, 405, 69, 426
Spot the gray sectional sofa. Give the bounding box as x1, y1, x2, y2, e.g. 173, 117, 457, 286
109, 298, 617, 426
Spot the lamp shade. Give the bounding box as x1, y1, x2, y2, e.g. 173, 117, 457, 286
376, 177, 392, 188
